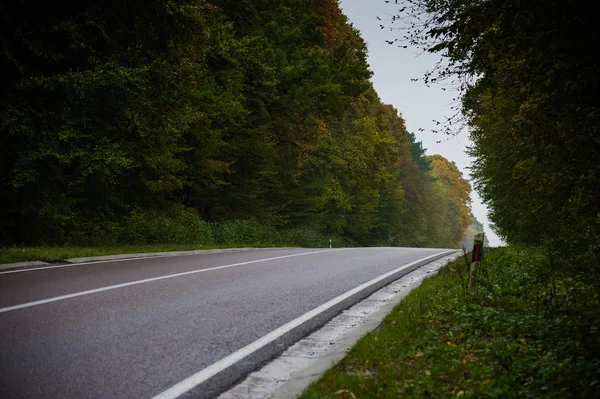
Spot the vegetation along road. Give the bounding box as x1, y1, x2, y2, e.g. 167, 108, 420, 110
2, 0, 599, 397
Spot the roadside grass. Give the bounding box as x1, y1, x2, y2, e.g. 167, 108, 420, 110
300, 247, 600, 399
1, 215, 347, 264
0, 243, 276, 264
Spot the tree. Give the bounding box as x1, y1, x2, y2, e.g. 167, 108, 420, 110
0, 0, 476, 248
385, 0, 600, 257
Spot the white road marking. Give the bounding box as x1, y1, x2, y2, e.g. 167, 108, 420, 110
0, 249, 346, 314
0, 258, 161, 275
0, 248, 299, 275
151, 250, 456, 399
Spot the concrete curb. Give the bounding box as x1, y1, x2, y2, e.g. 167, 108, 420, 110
0, 247, 300, 272
219, 252, 461, 399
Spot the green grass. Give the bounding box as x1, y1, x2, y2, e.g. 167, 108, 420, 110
300, 247, 600, 399
1, 213, 346, 264
0, 243, 280, 264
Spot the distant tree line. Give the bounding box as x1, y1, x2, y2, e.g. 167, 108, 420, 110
0, 0, 473, 247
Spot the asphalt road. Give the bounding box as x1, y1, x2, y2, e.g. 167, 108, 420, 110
0, 247, 454, 399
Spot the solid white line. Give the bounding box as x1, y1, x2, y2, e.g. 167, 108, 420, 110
0, 249, 346, 314
0, 248, 298, 275
0, 257, 164, 275
151, 250, 456, 399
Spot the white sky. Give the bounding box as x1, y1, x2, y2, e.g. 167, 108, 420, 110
339, 0, 503, 246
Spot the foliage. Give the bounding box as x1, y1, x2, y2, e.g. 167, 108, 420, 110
120, 207, 214, 245
428, 155, 472, 247
0, 218, 346, 264
383, 0, 600, 260
461, 212, 484, 249
212, 220, 279, 246
300, 247, 600, 398
1, 0, 473, 248
408, 132, 431, 172
279, 226, 344, 248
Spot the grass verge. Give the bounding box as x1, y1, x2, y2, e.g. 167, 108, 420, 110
1, 218, 346, 264
0, 243, 278, 264
299, 247, 600, 398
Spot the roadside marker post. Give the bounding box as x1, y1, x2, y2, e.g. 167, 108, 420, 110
329, 239, 332, 249
468, 233, 484, 295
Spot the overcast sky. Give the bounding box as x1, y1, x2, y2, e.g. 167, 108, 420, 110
339, 0, 503, 246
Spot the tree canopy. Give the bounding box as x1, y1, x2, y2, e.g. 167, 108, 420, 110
1, 0, 474, 248
384, 0, 599, 259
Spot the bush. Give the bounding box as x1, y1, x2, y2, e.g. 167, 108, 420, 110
120, 207, 214, 245
279, 226, 344, 248
28, 203, 346, 248
212, 219, 280, 246
69, 218, 123, 246
118, 212, 345, 248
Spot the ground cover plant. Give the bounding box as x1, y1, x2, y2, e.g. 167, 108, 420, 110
300, 247, 600, 398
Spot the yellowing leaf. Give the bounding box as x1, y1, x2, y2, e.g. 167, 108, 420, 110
334, 390, 357, 399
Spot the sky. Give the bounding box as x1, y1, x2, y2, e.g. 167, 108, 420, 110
339, 0, 503, 246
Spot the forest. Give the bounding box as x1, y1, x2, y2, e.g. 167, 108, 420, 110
0, 0, 477, 248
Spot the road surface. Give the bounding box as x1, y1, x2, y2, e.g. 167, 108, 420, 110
0, 247, 453, 398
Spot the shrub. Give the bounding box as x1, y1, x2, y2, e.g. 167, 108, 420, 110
32, 204, 346, 248
212, 219, 280, 246
120, 206, 213, 245
279, 226, 344, 248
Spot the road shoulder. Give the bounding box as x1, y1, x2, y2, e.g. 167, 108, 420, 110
218, 252, 460, 399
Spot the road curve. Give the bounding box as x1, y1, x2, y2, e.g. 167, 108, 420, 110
0, 247, 453, 399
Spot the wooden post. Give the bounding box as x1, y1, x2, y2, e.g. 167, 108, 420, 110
468, 233, 484, 295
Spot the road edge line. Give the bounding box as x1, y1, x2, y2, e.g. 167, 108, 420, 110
0, 247, 302, 275
151, 250, 458, 399
219, 252, 461, 399
0, 249, 346, 314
